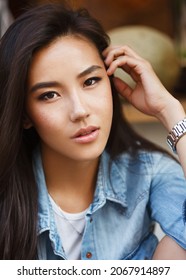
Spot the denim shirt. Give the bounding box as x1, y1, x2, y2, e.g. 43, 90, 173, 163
33, 149, 186, 260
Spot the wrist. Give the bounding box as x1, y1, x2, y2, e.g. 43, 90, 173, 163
167, 117, 186, 153
157, 97, 186, 131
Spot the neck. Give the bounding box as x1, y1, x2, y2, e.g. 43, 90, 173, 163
41, 147, 100, 213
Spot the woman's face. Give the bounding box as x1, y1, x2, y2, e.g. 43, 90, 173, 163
25, 36, 113, 162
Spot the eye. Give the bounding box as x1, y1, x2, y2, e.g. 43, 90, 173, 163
39, 91, 59, 101
84, 77, 101, 87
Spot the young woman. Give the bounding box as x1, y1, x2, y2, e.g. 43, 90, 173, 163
0, 3, 185, 260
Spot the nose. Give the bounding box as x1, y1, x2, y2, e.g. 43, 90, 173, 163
69, 92, 89, 122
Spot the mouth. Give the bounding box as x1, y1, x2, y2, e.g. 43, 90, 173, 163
71, 126, 100, 143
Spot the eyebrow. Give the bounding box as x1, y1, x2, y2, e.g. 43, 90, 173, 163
78, 65, 103, 78
29, 81, 60, 94
29, 65, 103, 94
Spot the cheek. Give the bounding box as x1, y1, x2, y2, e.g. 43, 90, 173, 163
27, 106, 62, 132
99, 85, 113, 119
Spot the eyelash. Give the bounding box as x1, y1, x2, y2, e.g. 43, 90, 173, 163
38, 91, 58, 101
84, 77, 101, 87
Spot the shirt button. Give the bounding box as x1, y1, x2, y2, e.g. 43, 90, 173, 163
90, 217, 93, 223
86, 252, 92, 259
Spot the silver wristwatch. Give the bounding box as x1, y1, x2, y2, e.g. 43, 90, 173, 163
167, 118, 186, 153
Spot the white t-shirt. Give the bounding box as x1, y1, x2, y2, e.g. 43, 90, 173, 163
49, 195, 87, 260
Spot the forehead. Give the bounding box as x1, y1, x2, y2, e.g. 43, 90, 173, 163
30, 35, 102, 69
27, 35, 105, 88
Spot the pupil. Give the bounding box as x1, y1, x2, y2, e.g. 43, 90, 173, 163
48, 92, 54, 98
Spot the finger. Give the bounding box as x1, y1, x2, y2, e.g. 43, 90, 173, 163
106, 55, 142, 82
102, 45, 121, 57
103, 45, 143, 65
122, 45, 142, 60
104, 46, 126, 66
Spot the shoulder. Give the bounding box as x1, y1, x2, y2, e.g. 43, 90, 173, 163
110, 150, 184, 177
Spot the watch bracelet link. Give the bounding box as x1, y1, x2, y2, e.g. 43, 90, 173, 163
166, 118, 186, 153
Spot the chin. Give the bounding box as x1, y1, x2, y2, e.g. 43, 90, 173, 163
71, 146, 105, 162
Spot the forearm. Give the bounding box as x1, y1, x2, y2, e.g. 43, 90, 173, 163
153, 235, 186, 260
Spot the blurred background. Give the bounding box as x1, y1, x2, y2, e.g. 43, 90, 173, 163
2, 0, 186, 239
6, 0, 179, 36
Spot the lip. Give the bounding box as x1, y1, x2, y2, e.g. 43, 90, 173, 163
71, 126, 100, 143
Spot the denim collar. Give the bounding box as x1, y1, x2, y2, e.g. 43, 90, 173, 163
90, 151, 128, 214
33, 148, 128, 234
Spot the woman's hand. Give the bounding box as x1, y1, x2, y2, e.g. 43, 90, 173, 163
103, 45, 186, 177
103, 45, 182, 125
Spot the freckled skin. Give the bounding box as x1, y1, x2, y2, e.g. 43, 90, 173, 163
25, 36, 113, 164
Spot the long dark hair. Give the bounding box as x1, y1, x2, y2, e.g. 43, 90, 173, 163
0, 3, 168, 259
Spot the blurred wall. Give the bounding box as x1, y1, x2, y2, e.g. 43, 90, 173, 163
73, 0, 174, 36
8, 0, 174, 37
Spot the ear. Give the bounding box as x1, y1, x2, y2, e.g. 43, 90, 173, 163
23, 115, 33, 129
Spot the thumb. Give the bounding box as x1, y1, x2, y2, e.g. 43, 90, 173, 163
113, 77, 133, 101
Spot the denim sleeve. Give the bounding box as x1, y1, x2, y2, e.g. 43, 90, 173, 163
149, 154, 186, 249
